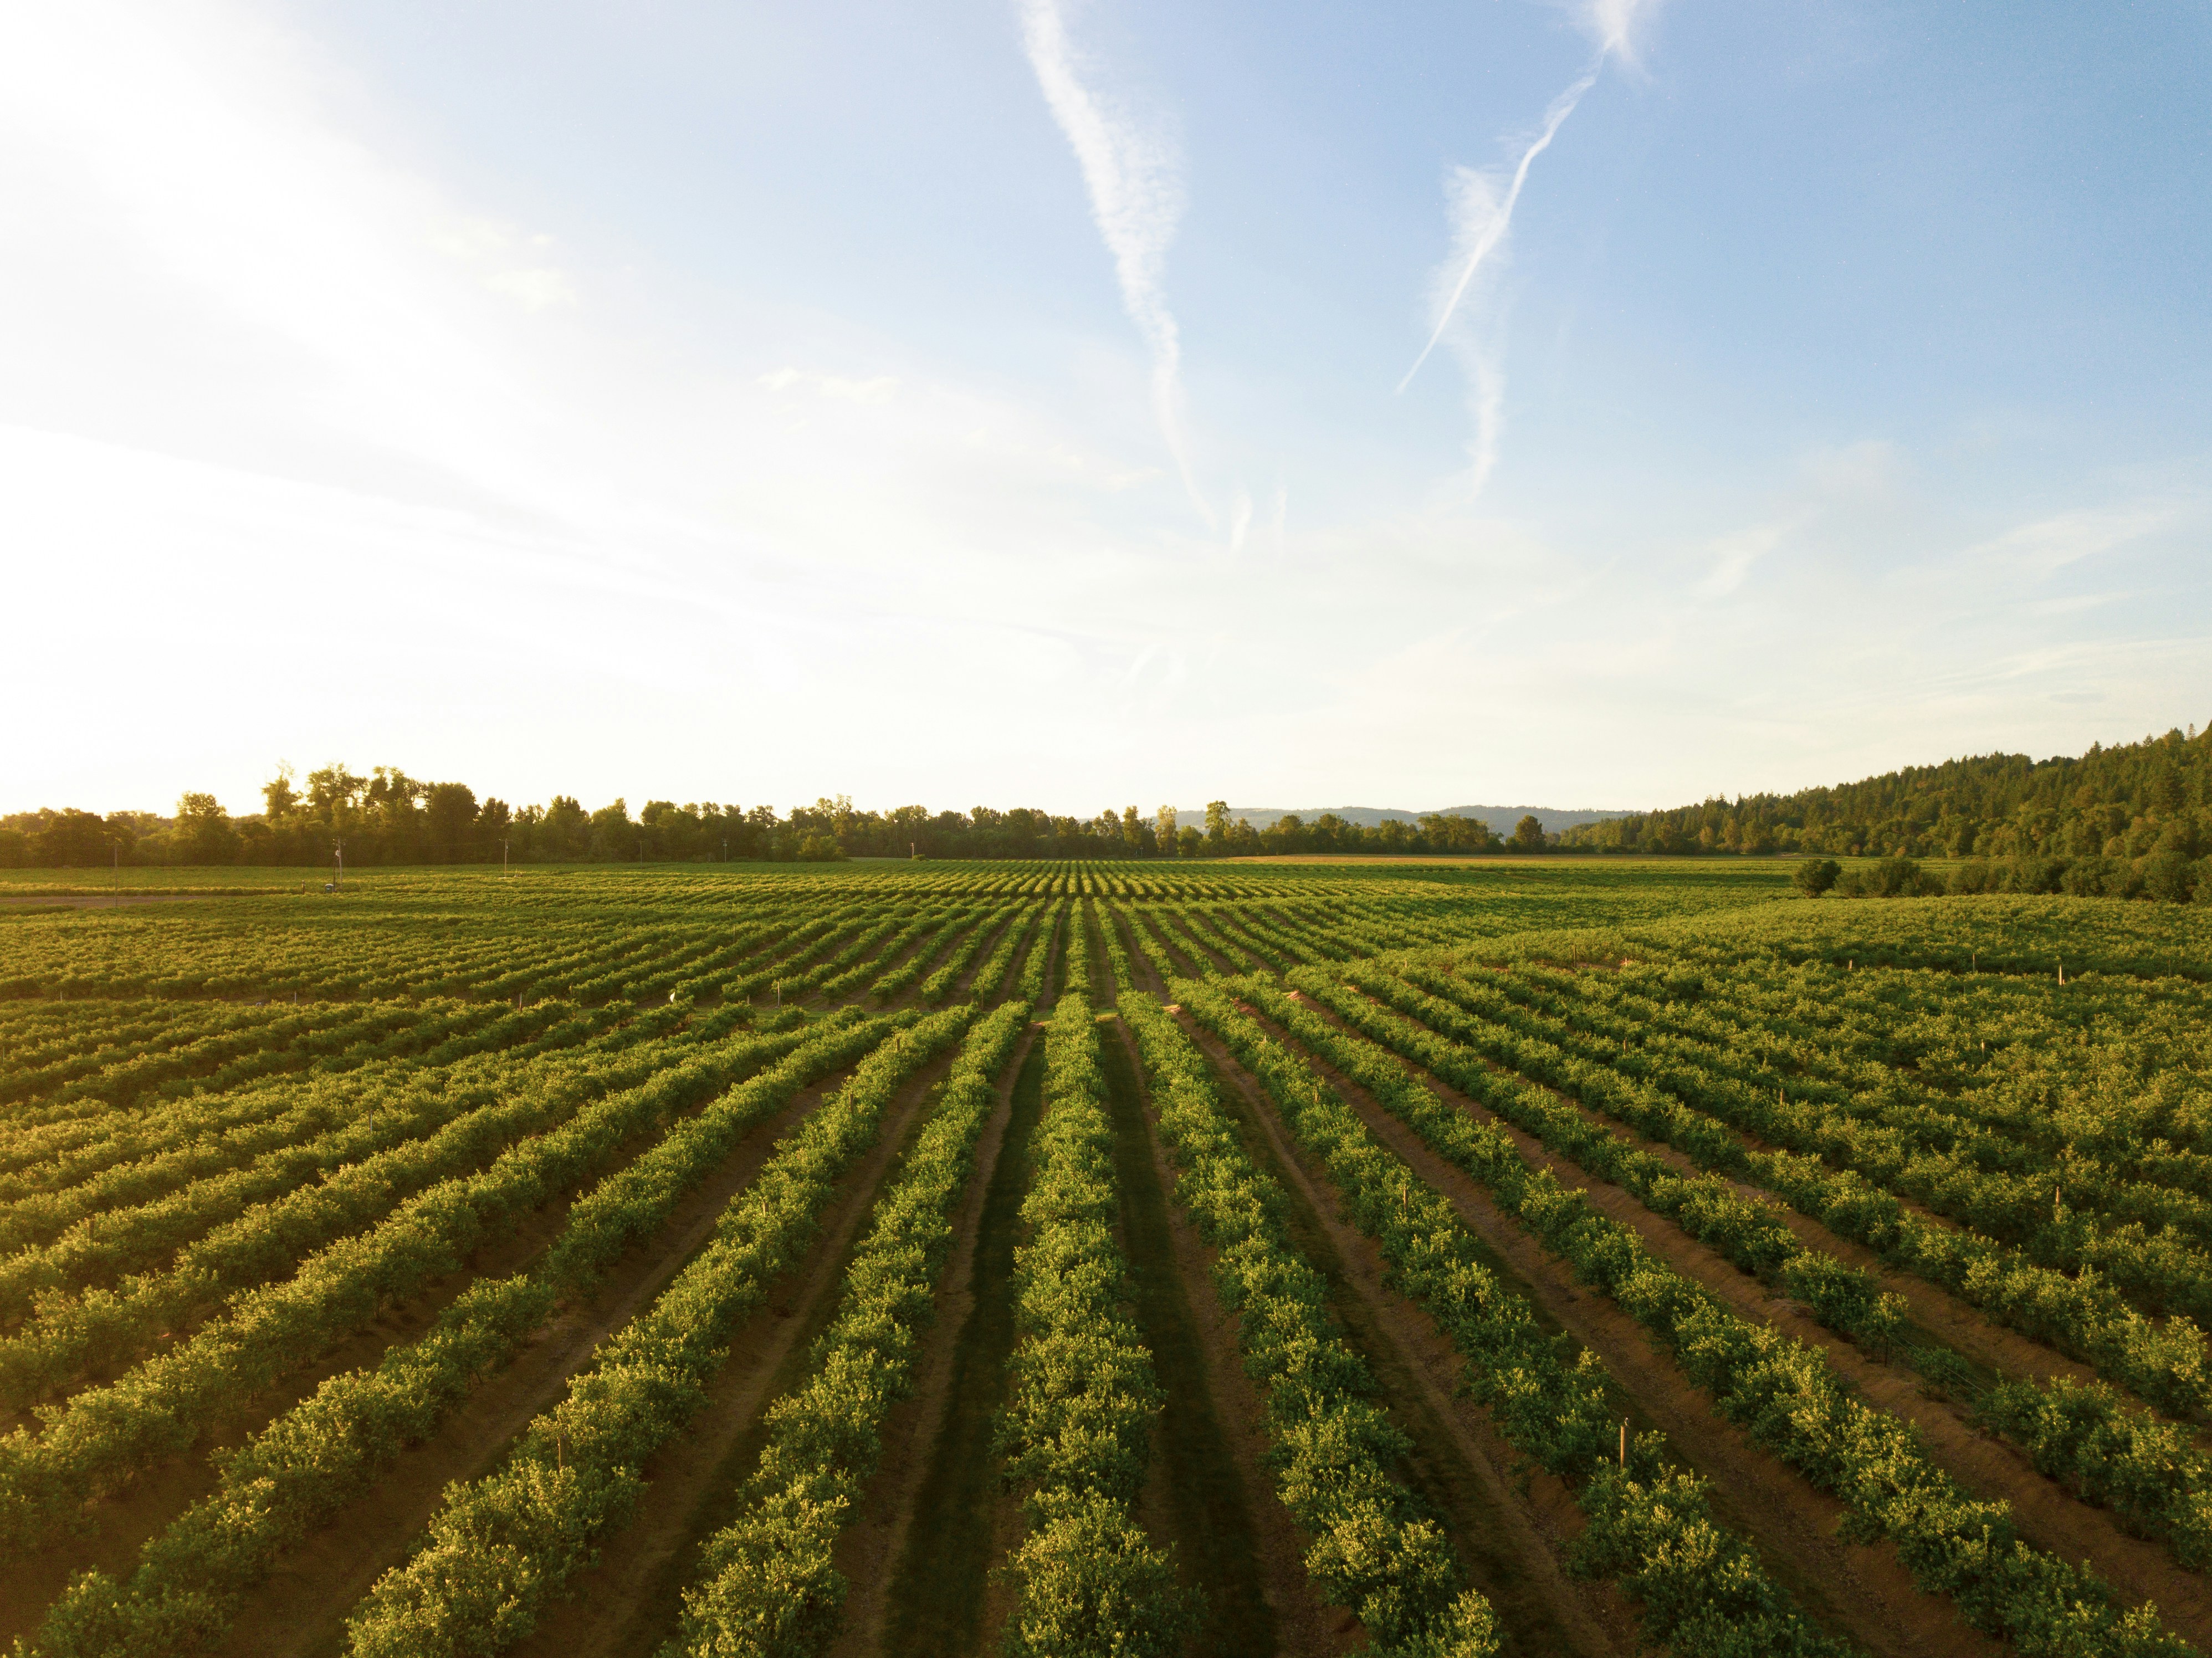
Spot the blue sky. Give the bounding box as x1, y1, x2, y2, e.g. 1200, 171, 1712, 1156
4, 0, 2207, 818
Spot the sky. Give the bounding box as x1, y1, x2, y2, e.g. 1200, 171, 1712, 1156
3, 0, 2209, 820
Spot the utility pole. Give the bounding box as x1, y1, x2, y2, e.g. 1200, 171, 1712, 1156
333, 838, 344, 892
503, 836, 510, 876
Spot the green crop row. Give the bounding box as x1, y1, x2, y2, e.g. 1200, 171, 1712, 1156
0, 1014, 823, 1557
1358, 963, 2212, 1420
1223, 977, 2195, 1658
994, 994, 1193, 1658
660, 1000, 1031, 1656
341, 1005, 978, 1657
1171, 979, 1851, 1658
20, 1010, 901, 1657
1118, 991, 1498, 1657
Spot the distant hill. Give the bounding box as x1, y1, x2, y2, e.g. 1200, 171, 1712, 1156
1180, 805, 1629, 836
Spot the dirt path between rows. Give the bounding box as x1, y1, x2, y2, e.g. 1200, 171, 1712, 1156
1172, 1013, 1633, 1658
828, 1026, 1037, 1658
209, 1057, 882, 1658
1216, 1001, 1994, 1658
500, 1045, 970, 1658
1305, 991, 2212, 1646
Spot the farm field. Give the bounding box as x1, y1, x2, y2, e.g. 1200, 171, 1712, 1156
1, 860, 2209, 1658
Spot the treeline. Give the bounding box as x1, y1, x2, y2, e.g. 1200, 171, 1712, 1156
1796, 851, 2212, 906
0, 765, 1516, 868
1559, 723, 2212, 864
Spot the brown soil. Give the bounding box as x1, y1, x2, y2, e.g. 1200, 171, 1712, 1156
203, 1059, 881, 1658
828, 1027, 1036, 1658
1207, 1003, 1998, 1658
1307, 994, 2212, 1644
495, 1045, 969, 1658
1172, 1014, 1635, 1658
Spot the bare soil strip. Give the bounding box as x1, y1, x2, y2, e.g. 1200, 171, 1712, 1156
1323, 995, 2212, 1645
1170, 1015, 1631, 1658
1096, 1024, 1278, 1657
202, 1056, 884, 1658
499, 1043, 971, 1658
871, 1041, 1048, 1658
828, 1026, 1037, 1657
1226, 1003, 2001, 1658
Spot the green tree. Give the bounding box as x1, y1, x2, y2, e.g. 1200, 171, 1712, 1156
1510, 813, 1546, 852
1791, 857, 1841, 897
175, 793, 238, 865
588, 799, 637, 861
261, 763, 299, 820
540, 796, 590, 859
1204, 800, 1230, 849
423, 782, 479, 862
1155, 805, 1177, 851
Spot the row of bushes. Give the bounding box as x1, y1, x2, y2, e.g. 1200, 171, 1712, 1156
1120, 991, 1499, 1656
994, 992, 1194, 1658
24, 1011, 908, 1656
1296, 969, 2212, 1575
1170, 980, 1851, 1657
662, 1000, 1032, 1654
0, 1011, 867, 1558
920, 901, 1026, 1003
1797, 853, 2212, 904
1258, 976, 1909, 1343
1376, 961, 2212, 1420
1251, 976, 2193, 1656
342, 1005, 977, 1656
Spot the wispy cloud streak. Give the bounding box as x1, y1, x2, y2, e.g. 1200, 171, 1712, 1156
1401, 0, 1664, 496
1398, 69, 1594, 395
1019, 0, 1211, 526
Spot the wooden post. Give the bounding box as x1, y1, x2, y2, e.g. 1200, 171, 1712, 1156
1620, 1420, 1627, 1468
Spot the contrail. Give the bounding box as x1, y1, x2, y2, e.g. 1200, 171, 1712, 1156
1397, 68, 1595, 395
1019, 0, 1212, 528
1399, 0, 1666, 494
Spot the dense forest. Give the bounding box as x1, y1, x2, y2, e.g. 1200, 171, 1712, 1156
0, 766, 1509, 867
1559, 724, 2211, 863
